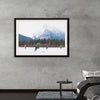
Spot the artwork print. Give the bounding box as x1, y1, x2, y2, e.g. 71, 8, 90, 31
14, 18, 69, 57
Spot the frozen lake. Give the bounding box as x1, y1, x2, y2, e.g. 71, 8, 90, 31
16, 47, 67, 56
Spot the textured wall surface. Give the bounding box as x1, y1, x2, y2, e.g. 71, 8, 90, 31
0, 0, 100, 89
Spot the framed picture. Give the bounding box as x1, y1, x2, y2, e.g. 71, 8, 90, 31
14, 18, 69, 57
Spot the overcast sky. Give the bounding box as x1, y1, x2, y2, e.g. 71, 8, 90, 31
17, 20, 67, 37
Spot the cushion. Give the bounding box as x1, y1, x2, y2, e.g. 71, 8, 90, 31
82, 70, 100, 80
94, 71, 100, 77
82, 70, 94, 80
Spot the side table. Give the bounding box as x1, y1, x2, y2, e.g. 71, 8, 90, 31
57, 80, 73, 98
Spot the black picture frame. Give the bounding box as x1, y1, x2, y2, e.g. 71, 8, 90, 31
14, 18, 69, 57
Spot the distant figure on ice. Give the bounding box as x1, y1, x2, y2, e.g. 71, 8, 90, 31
34, 43, 40, 51
46, 45, 48, 49
24, 44, 26, 49
60, 45, 62, 48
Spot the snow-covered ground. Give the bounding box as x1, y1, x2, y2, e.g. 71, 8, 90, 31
16, 47, 67, 56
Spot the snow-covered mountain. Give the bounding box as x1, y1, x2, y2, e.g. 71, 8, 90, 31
19, 34, 33, 41
32, 25, 65, 40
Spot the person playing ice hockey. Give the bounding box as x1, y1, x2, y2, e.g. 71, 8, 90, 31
35, 43, 40, 51
24, 44, 26, 49
46, 44, 48, 49
60, 44, 62, 48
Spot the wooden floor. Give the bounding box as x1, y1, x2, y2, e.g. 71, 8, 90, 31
0, 89, 77, 100
0, 91, 38, 100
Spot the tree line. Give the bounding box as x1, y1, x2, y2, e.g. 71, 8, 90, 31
19, 38, 65, 47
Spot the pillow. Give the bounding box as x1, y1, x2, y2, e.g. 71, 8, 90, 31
82, 70, 94, 80
82, 70, 100, 80
94, 71, 100, 77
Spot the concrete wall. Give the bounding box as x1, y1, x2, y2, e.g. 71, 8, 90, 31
0, 0, 100, 89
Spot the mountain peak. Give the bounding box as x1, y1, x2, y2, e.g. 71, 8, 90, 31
19, 34, 33, 42
32, 25, 65, 40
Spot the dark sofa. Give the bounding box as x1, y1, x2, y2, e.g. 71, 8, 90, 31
76, 77, 100, 100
